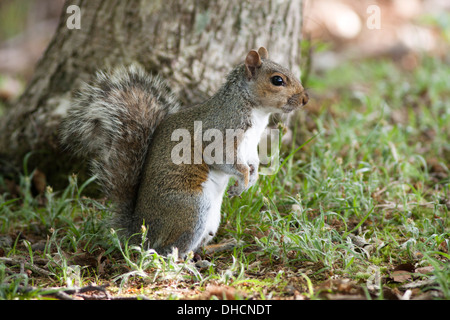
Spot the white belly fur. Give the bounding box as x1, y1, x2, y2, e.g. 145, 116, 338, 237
200, 169, 230, 244
200, 109, 271, 246
238, 108, 270, 165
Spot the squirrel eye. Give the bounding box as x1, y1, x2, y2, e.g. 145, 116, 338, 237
271, 75, 284, 86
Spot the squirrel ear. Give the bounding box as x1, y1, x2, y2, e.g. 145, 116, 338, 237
258, 47, 269, 60
245, 50, 262, 80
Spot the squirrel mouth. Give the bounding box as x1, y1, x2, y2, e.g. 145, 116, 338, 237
281, 105, 297, 113
283, 91, 309, 112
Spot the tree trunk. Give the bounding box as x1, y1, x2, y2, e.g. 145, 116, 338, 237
0, 0, 303, 188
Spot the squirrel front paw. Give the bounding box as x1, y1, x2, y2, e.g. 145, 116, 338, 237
248, 163, 258, 186
227, 164, 259, 198
227, 180, 245, 198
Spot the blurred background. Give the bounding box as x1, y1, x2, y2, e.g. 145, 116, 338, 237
303, 0, 449, 71
0, 0, 449, 108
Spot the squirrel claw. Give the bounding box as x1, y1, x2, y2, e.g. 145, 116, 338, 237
227, 191, 241, 198
227, 185, 243, 198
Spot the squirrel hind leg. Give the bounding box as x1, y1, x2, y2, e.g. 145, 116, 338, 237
145, 216, 208, 258
155, 230, 206, 258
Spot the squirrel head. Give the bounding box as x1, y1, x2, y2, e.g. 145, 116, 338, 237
244, 47, 308, 113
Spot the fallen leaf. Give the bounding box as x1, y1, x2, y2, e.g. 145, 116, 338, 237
392, 270, 412, 283
400, 279, 437, 290
391, 263, 415, 283
71, 251, 99, 267
202, 285, 244, 300
415, 266, 434, 274
318, 279, 365, 299
438, 240, 448, 253
32, 169, 47, 194
394, 263, 415, 272
68, 249, 105, 274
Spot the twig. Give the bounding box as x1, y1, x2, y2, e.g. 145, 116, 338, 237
0, 257, 54, 277
6, 284, 112, 300
375, 201, 434, 210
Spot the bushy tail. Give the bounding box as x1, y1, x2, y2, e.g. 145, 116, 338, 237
60, 64, 179, 230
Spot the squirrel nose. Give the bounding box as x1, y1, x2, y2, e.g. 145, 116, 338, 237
301, 92, 309, 106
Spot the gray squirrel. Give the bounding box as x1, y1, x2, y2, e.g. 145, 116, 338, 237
60, 47, 308, 257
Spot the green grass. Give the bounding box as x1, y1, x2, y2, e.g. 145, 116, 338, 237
0, 53, 449, 300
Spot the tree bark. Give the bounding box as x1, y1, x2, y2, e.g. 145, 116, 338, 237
0, 0, 303, 188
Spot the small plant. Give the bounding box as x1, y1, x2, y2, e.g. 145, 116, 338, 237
110, 226, 202, 291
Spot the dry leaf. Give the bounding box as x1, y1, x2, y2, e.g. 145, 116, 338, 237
415, 266, 434, 274
394, 263, 415, 272
391, 270, 412, 283
202, 285, 244, 300
391, 263, 414, 283
32, 169, 47, 194
318, 279, 365, 299
68, 249, 105, 274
